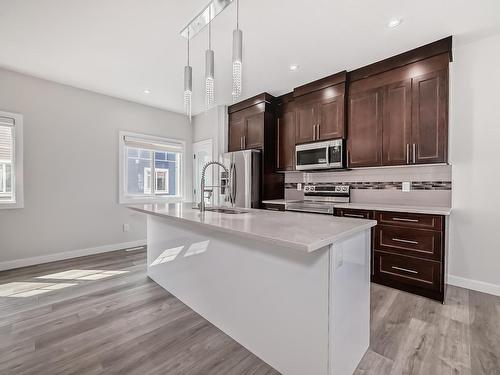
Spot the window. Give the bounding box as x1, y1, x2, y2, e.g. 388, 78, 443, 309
119, 131, 184, 204
0, 111, 23, 209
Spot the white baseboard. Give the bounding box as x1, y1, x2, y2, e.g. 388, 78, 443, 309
0, 239, 147, 272
448, 274, 500, 297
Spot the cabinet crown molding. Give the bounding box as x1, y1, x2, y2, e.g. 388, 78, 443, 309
228, 93, 276, 114
349, 36, 452, 82
293, 71, 347, 98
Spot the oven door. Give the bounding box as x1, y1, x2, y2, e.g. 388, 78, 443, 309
295, 142, 329, 170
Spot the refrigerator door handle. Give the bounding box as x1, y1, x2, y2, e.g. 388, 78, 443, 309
230, 162, 237, 207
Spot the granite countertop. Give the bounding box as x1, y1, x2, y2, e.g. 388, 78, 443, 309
261, 199, 299, 205
332, 203, 452, 216
263, 200, 451, 216
128, 203, 376, 253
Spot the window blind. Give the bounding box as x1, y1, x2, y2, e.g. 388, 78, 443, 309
123, 135, 183, 153
0, 121, 13, 161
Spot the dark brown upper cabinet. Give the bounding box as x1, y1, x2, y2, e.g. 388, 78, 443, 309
293, 72, 347, 144
383, 79, 412, 165
347, 88, 383, 168
347, 38, 451, 168
228, 105, 265, 151
228, 93, 284, 202
411, 69, 448, 164
276, 94, 296, 171
228, 111, 246, 152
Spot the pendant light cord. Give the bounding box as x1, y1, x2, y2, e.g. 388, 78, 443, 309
236, 0, 239, 29
187, 30, 190, 65
208, 6, 212, 50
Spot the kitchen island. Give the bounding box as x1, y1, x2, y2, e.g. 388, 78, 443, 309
129, 203, 377, 375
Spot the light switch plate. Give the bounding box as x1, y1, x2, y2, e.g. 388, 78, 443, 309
123, 223, 130, 232
297, 183, 302, 191
402, 182, 411, 192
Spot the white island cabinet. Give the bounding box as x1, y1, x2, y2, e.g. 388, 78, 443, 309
129, 203, 377, 375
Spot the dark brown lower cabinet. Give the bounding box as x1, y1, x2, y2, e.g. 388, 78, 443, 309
335, 208, 446, 302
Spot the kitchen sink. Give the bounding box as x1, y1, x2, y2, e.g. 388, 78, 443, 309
204, 207, 248, 214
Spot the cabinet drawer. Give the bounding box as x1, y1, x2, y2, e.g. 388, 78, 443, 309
375, 211, 443, 231
335, 208, 372, 219
373, 251, 441, 292
262, 203, 286, 212
374, 225, 442, 261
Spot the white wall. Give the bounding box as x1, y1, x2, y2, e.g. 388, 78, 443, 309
449, 31, 500, 294
0, 67, 191, 267
192, 105, 228, 159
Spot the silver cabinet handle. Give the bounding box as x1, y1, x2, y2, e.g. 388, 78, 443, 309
266, 208, 281, 211
406, 144, 410, 164
240, 137, 243, 150
393, 217, 419, 223
392, 266, 418, 274
312, 124, 316, 141
344, 213, 365, 218
412, 143, 416, 164
392, 238, 419, 245
317, 123, 320, 140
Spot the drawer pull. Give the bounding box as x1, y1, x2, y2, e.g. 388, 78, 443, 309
393, 217, 419, 223
267, 208, 281, 211
391, 266, 418, 274
344, 214, 365, 218
392, 238, 419, 245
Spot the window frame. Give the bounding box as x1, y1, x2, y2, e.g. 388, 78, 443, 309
0, 111, 23, 209
119, 131, 185, 204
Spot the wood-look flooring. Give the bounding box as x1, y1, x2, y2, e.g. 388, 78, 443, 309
0, 248, 498, 375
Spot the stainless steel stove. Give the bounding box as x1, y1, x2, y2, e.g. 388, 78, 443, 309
286, 185, 350, 215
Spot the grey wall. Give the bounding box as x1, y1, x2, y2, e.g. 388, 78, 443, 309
0, 67, 191, 264
192, 105, 228, 159
448, 31, 500, 293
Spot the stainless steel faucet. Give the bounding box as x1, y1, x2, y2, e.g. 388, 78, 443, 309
199, 161, 230, 212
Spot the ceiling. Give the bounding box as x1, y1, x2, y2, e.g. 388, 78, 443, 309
1, 0, 499, 115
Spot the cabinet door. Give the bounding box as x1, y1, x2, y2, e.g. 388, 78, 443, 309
277, 104, 296, 170
228, 113, 245, 152
295, 101, 316, 144
411, 70, 448, 164
244, 112, 265, 149
318, 93, 345, 140
347, 88, 383, 167
383, 80, 412, 165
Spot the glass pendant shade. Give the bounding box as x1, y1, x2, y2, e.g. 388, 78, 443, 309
184, 65, 192, 121
205, 49, 215, 108
232, 28, 242, 102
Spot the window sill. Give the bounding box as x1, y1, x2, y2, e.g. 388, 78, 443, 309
0, 201, 24, 210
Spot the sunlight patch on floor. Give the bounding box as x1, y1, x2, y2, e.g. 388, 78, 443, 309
0, 282, 77, 297
36, 269, 129, 281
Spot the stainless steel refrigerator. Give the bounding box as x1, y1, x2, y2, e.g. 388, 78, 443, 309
219, 149, 261, 209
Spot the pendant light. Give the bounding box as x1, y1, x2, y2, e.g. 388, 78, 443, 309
232, 0, 242, 102
205, 6, 215, 109
184, 30, 192, 121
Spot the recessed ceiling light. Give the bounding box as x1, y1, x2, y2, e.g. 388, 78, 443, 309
143, 89, 151, 94
387, 18, 403, 28
289, 64, 300, 72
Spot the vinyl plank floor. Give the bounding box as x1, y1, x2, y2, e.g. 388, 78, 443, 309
0, 248, 499, 375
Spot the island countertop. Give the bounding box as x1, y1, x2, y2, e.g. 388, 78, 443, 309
128, 203, 376, 253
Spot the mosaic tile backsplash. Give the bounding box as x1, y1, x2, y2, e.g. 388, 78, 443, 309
284, 181, 452, 191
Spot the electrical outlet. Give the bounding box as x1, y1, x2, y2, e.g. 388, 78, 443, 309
123, 224, 130, 232
402, 182, 411, 192
297, 183, 302, 191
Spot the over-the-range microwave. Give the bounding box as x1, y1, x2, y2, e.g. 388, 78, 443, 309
295, 139, 345, 171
